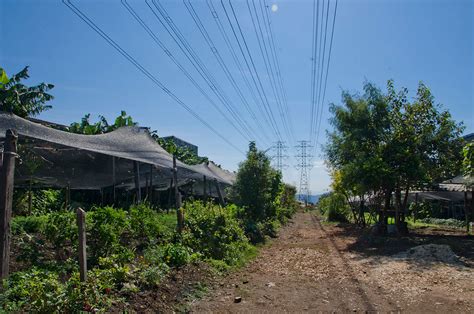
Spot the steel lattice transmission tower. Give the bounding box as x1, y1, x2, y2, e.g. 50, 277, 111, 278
295, 140, 313, 205
272, 140, 288, 172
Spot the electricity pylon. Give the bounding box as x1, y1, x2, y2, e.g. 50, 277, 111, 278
295, 140, 313, 205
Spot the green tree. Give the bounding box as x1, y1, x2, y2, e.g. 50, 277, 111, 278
326, 81, 464, 230
462, 143, 474, 188
230, 142, 282, 222
68, 111, 136, 135
0, 66, 54, 117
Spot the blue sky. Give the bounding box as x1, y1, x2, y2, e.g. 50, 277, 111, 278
1, 0, 473, 194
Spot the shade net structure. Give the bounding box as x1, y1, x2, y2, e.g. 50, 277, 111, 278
0, 112, 235, 192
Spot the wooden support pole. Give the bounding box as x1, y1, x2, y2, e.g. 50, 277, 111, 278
76, 208, 87, 282
64, 183, 71, 209
0, 129, 18, 280
149, 164, 153, 204
414, 192, 418, 223
173, 156, 184, 232
203, 175, 208, 202
133, 161, 141, 204
214, 179, 226, 207
167, 177, 173, 213
465, 190, 470, 234
112, 157, 116, 204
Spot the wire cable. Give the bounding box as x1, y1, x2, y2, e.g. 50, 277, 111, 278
62, 0, 244, 155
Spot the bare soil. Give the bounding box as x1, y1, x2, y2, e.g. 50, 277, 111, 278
191, 211, 474, 313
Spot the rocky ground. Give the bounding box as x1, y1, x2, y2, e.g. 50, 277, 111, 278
191, 211, 474, 313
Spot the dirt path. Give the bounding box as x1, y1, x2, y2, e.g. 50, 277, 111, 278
191, 211, 474, 313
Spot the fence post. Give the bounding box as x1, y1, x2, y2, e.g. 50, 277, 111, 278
76, 207, 87, 282
214, 179, 226, 206
203, 175, 208, 202
173, 156, 184, 232
134, 161, 141, 204
0, 129, 18, 280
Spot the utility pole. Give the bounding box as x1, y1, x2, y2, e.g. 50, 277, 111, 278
295, 140, 313, 205
272, 140, 288, 172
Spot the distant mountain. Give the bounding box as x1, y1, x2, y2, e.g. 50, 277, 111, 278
296, 194, 322, 204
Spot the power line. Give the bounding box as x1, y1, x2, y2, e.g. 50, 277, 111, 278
220, 0, 283, 141
314, 0, 338, 150
309, 0, 320, 142
314, 0, 331, 147
61, 0, 244, 155
261, 0, 295, 143
120, 0, 251, 143
246, 0, 291, 143
206, 0, 274, 142
182, 0, 272, 146
146, 0, 257, 142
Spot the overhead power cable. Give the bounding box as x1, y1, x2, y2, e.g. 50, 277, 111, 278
120, 0, 251, 143
183, 0, 272, 145
314, 0, 338, 149
206, 0, 274, 141
246, 0, 291, 143
261, 0, 295, 143
147, 0, 258, 142
62, 0, 244, 155
220, 0, 283, 141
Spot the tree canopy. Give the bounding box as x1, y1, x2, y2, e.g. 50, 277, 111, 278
0, 66, 54, 118
325, 81, 464, 227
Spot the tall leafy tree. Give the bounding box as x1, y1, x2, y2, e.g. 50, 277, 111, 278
326, 81, 464, 229
231, 142, 282, 222
0, 66, 54, 117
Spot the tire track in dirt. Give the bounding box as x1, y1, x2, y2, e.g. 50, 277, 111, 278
191, 211, 395, 312
310, 213, 395, 312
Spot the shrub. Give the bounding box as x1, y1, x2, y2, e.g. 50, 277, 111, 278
87, 206, 130, 263
318, 192, 350, 222
11, 215, 48, 235
183, 201, 251, 265
161, 243, 191, 267
128, 204, 170, 245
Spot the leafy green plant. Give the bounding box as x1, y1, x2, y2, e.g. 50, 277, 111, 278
183, 202, 251, 265
87, 206, 130, 263
318, 192, 350, 222
0, 66, 54, 117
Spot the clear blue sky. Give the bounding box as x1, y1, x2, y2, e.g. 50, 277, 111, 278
1, 0, 473, 194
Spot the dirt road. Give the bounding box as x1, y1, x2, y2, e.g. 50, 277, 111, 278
192, 211, 474, 313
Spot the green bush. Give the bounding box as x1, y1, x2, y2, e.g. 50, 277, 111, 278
11, 215, 48, 235
318, 192, 350, 222
183, 202, 252, 265
128, 204, 171, 244
161, 243, 191, 267
87, 206, 130, 263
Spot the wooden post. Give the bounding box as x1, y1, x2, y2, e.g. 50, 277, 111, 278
214, 179, 225, 206
112, 157, 116, 204
134, 161, 141, 204
76, 208, 87, 282
167, 177, 173, 213
149, 164, 153, 204
203, 175, 208, 202
173, 156, 184, 232
64, 183, 71, 209
465, 190, 470, 234
0, 129, 18, 280
414, 192, 418, 223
